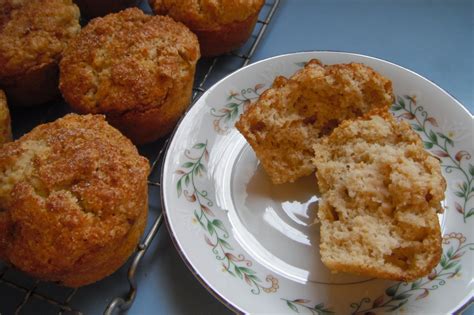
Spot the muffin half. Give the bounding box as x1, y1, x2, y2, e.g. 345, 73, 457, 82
313, 110, 445, 281
0, 114, 149, 287
0, 0, 81, 106
59, 8, 200, 144
236, 59, 394, 184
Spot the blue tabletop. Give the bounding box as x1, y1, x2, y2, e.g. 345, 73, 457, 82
0, 1, 472, 315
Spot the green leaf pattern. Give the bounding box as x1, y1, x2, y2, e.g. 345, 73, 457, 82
391, 95, 473, 222
283, 298, 334, 315
210, 84, 265, 134
176, 141, 278, 295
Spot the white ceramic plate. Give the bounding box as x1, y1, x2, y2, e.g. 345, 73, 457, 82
162, 52, 474, 314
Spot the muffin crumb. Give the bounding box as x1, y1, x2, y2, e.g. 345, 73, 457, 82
236, 59, 394, 184
313, 110, 445, 281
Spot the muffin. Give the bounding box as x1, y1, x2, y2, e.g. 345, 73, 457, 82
73, 0, 141, 19
236, 59, 394, 184
0, 90, 12, 144
0, 0, 81, 106
150, 0, 265, 57
313, 110, 445, 281
0, 114, 150, 287
59, 8, 200, 144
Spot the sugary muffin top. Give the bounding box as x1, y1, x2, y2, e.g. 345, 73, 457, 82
59, 8, 200, 114
0, 113, 149, 276
0, 0, 80, 78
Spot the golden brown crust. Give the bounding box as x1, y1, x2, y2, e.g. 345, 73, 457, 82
192, 12, 260, 57
0, 0, 80, 77
0, 0, 80, 106
150, 0, 264, 56
236, 59, 394, 184
150, 0, 264, 28
105, 74, 195, 144
59, 8, 200, 144
0, 90, 12, 144
0, 114, 150, 287
313, 112, 445, 281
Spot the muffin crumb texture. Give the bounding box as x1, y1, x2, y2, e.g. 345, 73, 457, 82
0, 114, 150, 287
313, 111, 445, 281
236, 59, 394, 184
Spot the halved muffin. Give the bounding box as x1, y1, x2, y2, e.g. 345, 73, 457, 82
236, 59, 394, 184
313, 110, 445, 281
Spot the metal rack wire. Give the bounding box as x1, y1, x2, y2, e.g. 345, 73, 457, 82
0, 1, 279, 314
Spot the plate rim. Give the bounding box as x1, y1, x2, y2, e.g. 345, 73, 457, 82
160, 50, 474, 314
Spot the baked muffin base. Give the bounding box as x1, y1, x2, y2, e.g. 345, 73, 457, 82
102, 68, 195, 144
314, 111, 444, 281
196, 12, 260, 57
1, 62, 60, 107
57, 198, 147, 287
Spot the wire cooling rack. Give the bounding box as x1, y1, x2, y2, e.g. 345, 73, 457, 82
0, 1, 279, 314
